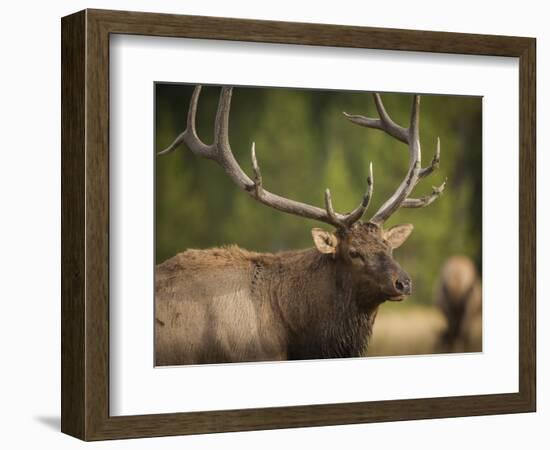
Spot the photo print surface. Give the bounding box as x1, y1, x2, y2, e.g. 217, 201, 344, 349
154, 84, 482, 367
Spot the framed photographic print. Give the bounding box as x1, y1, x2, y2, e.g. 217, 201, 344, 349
61, 9, 536, 440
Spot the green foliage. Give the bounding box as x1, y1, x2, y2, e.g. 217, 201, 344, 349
155, 84, 482, 305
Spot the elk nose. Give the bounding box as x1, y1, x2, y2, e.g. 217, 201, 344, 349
395, 276, 412, 295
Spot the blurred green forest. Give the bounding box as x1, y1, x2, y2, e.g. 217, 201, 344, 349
155, 84, 482, 306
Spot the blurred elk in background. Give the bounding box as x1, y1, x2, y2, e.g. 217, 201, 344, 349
435, 256, 482, 353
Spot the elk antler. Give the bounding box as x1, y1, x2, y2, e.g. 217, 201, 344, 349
158, 86, 374, 229
344, 94, 446, 225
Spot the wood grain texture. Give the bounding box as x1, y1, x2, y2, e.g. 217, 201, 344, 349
518, 39, 536, 409
61, 10, 86, 439
88, 8, 532, 56
85, 10, 111, 438
60, 8, 537, 441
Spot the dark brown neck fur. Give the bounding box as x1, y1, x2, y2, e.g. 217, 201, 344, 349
254, 248, 381, 360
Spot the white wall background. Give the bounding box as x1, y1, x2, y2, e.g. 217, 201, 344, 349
0, 1, 546, 448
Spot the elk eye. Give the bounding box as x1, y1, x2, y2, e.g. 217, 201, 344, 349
349, 249, 361, 259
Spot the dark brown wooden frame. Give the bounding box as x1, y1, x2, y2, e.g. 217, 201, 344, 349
61, 8, 536, 441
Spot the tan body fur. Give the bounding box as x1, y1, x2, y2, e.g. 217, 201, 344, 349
156, 246, 287, 365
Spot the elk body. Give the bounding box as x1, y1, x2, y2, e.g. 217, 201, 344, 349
435, 256, 482, 353
155, 86, 446, 366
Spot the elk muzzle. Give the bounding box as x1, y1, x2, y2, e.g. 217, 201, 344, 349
389, 272, 412, 300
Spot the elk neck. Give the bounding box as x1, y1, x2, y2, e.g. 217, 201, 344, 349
260, 247, 381, 360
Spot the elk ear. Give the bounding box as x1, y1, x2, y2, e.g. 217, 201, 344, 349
384, 223, 414, 249
311, 228, 339, 254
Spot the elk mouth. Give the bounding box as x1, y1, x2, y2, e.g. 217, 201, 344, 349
386, 294, 407, 302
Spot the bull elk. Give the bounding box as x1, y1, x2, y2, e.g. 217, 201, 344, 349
155, 86, 446, 365
435, 256, 482, 353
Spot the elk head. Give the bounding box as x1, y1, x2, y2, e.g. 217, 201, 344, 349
158, 86, 446, 302
311, 223, 413, 302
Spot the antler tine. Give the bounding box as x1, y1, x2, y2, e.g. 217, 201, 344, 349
419, 137, 440, 178
159, 85, 376, 228
156, 132, 185, 156
157, 86, 214, 157
340, 162, 374, 226
346, 93, 445, 225
343, 94, 408, 144
250, 142, 263, 198
324, 189, 340, 225
402, 179, 447, 208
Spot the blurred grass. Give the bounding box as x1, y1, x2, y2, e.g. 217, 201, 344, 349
368, 303, 447, 357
